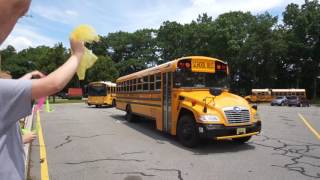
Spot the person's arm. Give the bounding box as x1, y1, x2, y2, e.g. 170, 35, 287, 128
31, 39, 84, 99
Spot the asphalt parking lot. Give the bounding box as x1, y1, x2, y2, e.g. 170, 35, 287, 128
29, 103, 320, 180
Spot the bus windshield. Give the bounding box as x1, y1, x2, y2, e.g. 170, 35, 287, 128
88, 84, 107, 96
174, 70, 229, 88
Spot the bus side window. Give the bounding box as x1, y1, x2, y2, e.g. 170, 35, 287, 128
138, 78, 142, 91
133, 79, 136, 92
155, 73, 161, 91
129, 80, 132, 92
126, 81, 129, 92
150, 75, 155, 91
143, 76, 149, 91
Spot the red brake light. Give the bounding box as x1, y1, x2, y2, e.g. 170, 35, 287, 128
215, 62, 227, 72
178, 60, 191, 69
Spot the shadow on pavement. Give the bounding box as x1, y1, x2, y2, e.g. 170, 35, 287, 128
110, 114, 256, 154
86, 105, 115, 109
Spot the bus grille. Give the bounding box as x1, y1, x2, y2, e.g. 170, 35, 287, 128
223, 107, 251, 124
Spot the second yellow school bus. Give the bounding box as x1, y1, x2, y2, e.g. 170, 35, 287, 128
116, 56, 261, 147
87, 81, 116, 107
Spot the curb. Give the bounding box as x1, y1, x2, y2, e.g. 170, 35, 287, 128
24, 106, 35, 179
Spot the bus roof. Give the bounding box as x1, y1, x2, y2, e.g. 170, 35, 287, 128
252, 89, 270, 92
117, 56, 226, 82
89, 81, 116, 87
271, 89, 305, 92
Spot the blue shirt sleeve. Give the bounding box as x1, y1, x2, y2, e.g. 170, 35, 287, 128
0, 79, 32, 136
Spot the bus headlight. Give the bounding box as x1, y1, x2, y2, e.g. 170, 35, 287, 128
199, 115, 220, 123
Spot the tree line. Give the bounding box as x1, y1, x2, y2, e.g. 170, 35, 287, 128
0, 0, 319, 98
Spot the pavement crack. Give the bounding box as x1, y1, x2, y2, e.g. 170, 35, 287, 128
251, 135, 320, 178
54, 136, 72, 149
121, 151, 146, 155
149, 168, 183, 180
65, 158, 144, 165
54, 133, 114, 149
113, 172, 155, 177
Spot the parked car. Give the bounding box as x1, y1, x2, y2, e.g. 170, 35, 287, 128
271, 96, 287, 106
56, 92, 68, 99
287, 96, 310, 107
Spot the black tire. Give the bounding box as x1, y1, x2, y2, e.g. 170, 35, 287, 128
280, 102, 284, 106
95, 105, 101, 108
112, 99, 116, 107
177, 115, 199, 148
125, 105, 135, 122
232, 136, 252, 143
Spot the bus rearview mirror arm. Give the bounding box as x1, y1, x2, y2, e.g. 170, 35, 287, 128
203, 88, 223, 113
203, 96, 216, 113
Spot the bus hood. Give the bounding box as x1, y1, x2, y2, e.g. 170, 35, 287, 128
179, 91, 251, 109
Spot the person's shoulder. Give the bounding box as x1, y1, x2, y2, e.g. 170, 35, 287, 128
0, 79, 32, 91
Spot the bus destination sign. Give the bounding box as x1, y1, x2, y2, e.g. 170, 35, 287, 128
191, 59, 215, 73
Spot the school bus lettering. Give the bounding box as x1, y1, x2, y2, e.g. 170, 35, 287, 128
191, 59, 215, 73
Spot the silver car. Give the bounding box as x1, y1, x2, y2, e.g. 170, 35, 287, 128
271, 96, 287, 106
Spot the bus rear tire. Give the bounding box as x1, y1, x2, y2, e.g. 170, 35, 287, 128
177, 115, 199, 148
125, 105, 136, 122
232, 136, 252, 143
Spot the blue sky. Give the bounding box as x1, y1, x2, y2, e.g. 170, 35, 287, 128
1, 0, 304, 51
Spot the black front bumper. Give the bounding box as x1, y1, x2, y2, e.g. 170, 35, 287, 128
197, 121, 262, 139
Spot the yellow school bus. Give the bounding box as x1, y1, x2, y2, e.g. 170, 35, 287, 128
116, 56, 261, 147
244, 89, 272, 102
87, 81, 116, 107
271, 89, 306, 98
245, 89, 306, 102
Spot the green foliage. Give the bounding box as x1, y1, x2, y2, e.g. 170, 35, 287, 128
86, 55, 119, 82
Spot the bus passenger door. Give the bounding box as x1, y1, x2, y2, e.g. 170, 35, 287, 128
162, 72, 172, 133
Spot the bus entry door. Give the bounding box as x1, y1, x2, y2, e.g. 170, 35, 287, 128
162, 72, 172, 133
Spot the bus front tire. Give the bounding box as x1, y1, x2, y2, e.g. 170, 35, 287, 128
232, 136, 252, 143
112, 100, 116, 107
177, 115, 199, 148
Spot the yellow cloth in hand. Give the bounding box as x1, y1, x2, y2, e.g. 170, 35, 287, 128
77, 49, 97, 80
70, 24, 99, 80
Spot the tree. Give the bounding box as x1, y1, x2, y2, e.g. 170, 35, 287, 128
283, 0, 320, 98
86, 56, 119, 82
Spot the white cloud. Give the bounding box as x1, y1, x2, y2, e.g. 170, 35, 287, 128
177, 0, 305, 23
0, 25, 57, 51
32, 5, 79, 24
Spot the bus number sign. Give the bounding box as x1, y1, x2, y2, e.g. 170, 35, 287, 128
191, 59, 215, 73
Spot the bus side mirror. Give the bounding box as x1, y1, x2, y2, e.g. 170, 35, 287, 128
209, 88, 222, 96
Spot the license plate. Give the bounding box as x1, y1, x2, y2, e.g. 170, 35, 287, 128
191, 59, 215, 73
236, 128, 246, 135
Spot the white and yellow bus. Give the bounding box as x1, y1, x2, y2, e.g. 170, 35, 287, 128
244, 89, 272, 102
245, 89, 306, 102
116, 56, 261, 147
271, 89, 306, 97
87, 81, 116, 107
